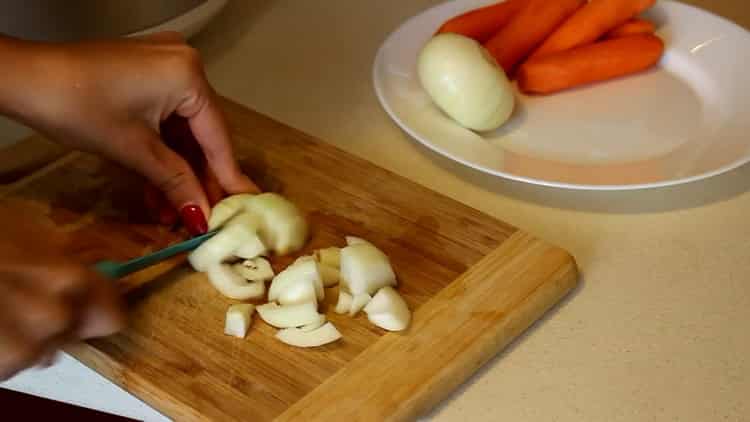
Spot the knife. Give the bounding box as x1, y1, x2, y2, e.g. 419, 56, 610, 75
94, 230, 217, 279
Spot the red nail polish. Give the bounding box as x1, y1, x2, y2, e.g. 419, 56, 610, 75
180, 205, 208, 236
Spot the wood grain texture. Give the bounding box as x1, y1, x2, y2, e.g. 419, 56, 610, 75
0, 97, 577, 421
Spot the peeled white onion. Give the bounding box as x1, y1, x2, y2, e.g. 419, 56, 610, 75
340, 243, 397, 295
208, 194, 254, 230
206, 264, 265, 300
234, 235, 268, 260
225, 304, 255, 338
244, 193, 308, 255
275, 322, 342, 348
256, 302, 320, 328
417, 33, 515, 132
233, 258, 274, 283
335, 291, 353, 314
348, 293, 372, 316
364, 286, 411, 331
314, 247, 341, 268
268, 260, 324, 303
188, 221, 255, 272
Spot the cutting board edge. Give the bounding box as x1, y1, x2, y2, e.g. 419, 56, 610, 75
276, 231, 579, 421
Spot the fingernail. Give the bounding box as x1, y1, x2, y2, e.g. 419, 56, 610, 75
180, 205, 208, 236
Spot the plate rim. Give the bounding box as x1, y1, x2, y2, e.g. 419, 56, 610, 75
372, 0, 750, 191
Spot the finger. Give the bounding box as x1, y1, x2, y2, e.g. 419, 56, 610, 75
144, 182, 179, 226
202, 167, 225, 206
177, 91, 260, 194
127, 126, 211, 233
36, 352, 59, 369
0, 282, 73, 342
0, 313, 44, 380
130, 30, 185, 44
75, 273, 126, 339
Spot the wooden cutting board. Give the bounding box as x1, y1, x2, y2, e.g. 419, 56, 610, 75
0, 97, 578, 421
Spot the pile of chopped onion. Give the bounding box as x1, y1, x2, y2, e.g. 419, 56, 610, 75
197, 194, 410, 347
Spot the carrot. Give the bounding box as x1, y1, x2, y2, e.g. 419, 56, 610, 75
517, 34, 664, 94
529, 0, 656, 59
484, 0, 585, 73
605, 18, 656, 38
436, 0, 528, 43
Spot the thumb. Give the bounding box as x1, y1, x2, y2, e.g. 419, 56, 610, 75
75, 272, 126, 339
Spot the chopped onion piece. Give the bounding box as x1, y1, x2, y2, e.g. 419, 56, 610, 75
294, 255, 315, 264
345, 236, 371, 246
268, 260, 323, 302
256, 302, 320, 328
314, 247, 341, 268
367, 313, 410, 332
318, 264, 339, 287
224, 304, 255, 338
208, 194, 254, 230
348, 293, 372, 316
299, 314, 327, 332
278, 279, 318, 305
233, 258, 274, 283
188, 221, 255, 272
340, 243, 397, 295
206, 264, 265, 300
364, 286, 411, 331
335, 291, 353, 314
244, 193, 308, 255
276, 322, 342, 348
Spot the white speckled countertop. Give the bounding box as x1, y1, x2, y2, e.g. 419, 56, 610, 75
2, 1, 749, 420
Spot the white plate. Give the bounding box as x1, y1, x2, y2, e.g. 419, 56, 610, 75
373, 0, 750, 190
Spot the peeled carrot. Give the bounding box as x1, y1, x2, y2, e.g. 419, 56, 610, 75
484, 0, 585, 73
436, 0, 528, 43
529, 0, 656, 59
605, 18, 656, 38
517, 34, 664, 94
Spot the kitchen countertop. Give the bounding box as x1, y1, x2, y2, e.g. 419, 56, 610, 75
2, 0, 749, 420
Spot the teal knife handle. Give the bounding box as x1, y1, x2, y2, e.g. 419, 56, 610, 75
94, 230, 217, 279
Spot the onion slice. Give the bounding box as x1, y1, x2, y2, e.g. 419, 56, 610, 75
299, 314, 327, 332
206, 264, 266, 300
225, 304, 255, 338
268, 260, 324, 303
318, 264, 339, 287
348, 293, 372, 316
335, 291, 353, 314
314, 247, 341, 268
364, 286, 411, 331
345, 236, 371, 246
256, 302, 320, 328
340, 243, 397, 295
275, 322, 342, 348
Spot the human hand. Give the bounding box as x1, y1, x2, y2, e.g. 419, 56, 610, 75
0, 210, 124, 380
0, 32, 258, 235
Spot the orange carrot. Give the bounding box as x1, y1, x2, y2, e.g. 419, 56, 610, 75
529, 0, 656, 59
605, 18, 656, 38
436, 0, 528, 43
517, 34, 664, 94
484, 0, 585, 73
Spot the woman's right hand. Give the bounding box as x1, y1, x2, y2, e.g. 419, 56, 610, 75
0, 209, 124, 380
